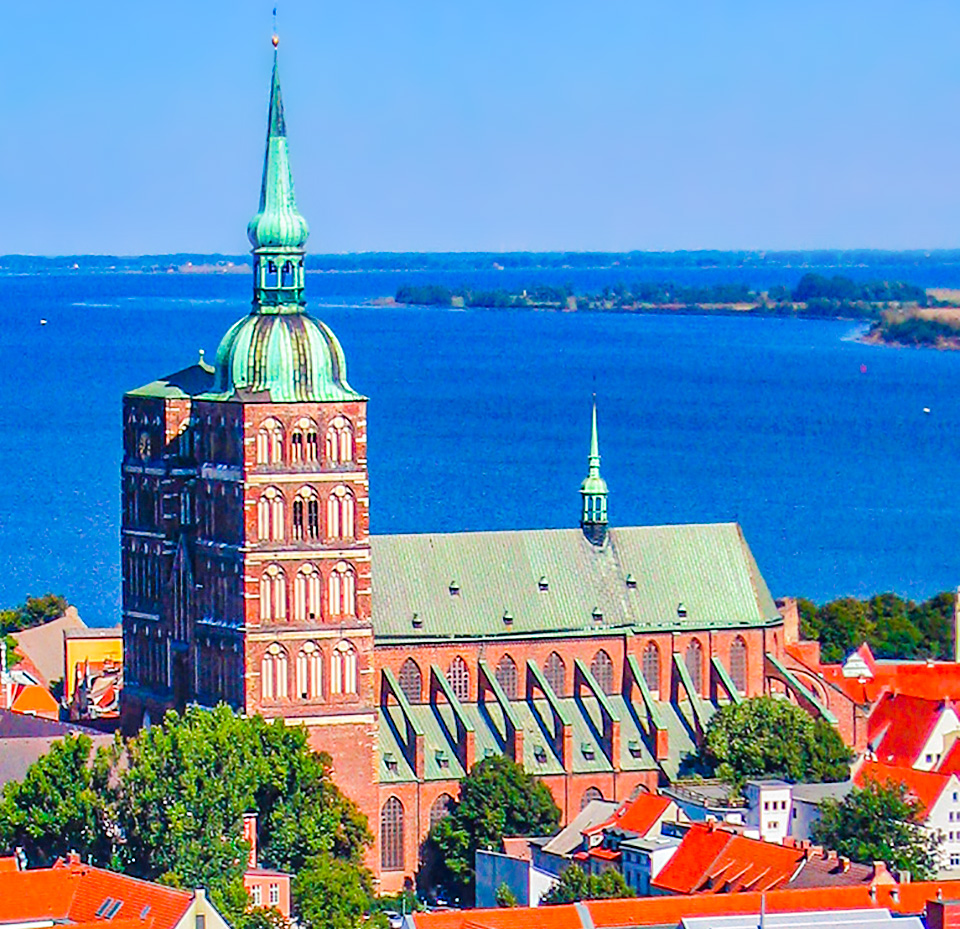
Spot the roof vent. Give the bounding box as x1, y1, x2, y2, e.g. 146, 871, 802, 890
538, 575, 549, 591
534, 744, 547, 763
96, 899, 115, 919
449, 581, 460, 595
677, 602, 687, 618
411, 612, 422, 628
581, 741, 595, 759
592, 607, 603, 622
435, 749, 450, 768
625, 574, 637, 589
628, 738, 641, 755
384, 752, 397, 770
503, 610, 514, 626
484, 747, 496, 758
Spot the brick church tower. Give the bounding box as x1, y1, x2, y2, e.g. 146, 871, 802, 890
120, 49, 377, 817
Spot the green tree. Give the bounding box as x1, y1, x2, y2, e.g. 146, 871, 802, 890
294, 854, 380, 929
817, 598, 872, 663
540, 865, 634, 905
0, 594, 68, 635
421, 755, 561, 905
494, 883, 519, 907
0, 733, 109, 866
813, 779, 940, 879
698, 697, 852, 786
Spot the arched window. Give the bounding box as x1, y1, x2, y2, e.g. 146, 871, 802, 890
580, 786, 604, 810
730, 636, 747, 694
261, 643, 288, 701
591, 649, 614, 695
642, 641, 661, 695
447, 656, 469, 701
259, 565, 286, 621
293, 487, 319, 541
398, 658, 423, 703
290, 417, 318, 464
331, 640, 358, 695
294, 563, 322, 622
328, 562, 357, 617
686, 639, 704, 693
429, 793, 454, 831
326, 415, 354, 465
326, 485, 356, 540
256, 418, 284, 465
296, 641, 323, 700
257, 487, 285, 541
544, 651, 566, 697
381, 797, 404, 871
495, 654, 518, 700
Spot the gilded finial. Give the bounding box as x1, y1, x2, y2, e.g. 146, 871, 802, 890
272, 34, 279, 48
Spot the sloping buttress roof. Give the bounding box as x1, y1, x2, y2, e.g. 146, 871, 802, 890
371, 522, 779, 642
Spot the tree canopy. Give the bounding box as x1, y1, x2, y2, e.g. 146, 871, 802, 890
421, 755, 561, 905
540, 864, 634, 905
697, 697, 852, 786
813, 778, 940, 879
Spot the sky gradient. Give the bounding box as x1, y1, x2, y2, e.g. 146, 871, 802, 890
3, 1, 960, 255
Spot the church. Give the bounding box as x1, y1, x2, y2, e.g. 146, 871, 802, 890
119, 50, 801, 891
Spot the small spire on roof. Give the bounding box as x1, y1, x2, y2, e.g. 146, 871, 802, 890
580, 398, 609, 545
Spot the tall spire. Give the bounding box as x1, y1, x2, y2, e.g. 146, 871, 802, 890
247, 42, 310, 313
580, 399, 609, 545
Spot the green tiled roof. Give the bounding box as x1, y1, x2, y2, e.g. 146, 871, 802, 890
371, 523, 779, 643
127, 358, 215, 399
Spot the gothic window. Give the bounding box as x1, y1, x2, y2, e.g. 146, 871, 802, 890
259, 564, 286, 621
398, 658, 422, 703
544, 651, 566, 697
261, 643, 288, 701
580, 786, 604, 810
730, 636, 748, 694
331, 640, 358, 695
642, 641, 661, 695
281, 260, 294, 288
381, 797, 404, 871
296, 641, 323, 700
294, 563, 322, 621
293, 499, 303, 540
292, 487, 319, 542
591, 649, 614, 695
447, 656, 469, 701
325, 415, 354, 466
429, 793, 453, 831
256, 418, 284, 465
686, 639, 704, 693
308, 498, 319, 539
257, 487, 285, 541
495, 654, 518, 700
326, 486, 356, 540
291, 417, 318, 464
327, 562, 357, 617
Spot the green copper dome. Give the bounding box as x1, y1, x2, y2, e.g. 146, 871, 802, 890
213, 311, 361, 402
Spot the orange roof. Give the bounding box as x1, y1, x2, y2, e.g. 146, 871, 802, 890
0, 856, 193, 929
652, 823, 804, 895
412, 880, 960, 929
817, 657, 960, 706
855, 760, 951, 816
867, 693, 946, 767
10, 683, 60, 718
587, 792, 672, 838
940, 737, 960, 774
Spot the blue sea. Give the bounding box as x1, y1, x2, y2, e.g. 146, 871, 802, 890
3, 262, 960, 625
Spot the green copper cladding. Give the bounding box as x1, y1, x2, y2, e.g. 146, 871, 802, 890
210, 49, 362, 403
580, 401, 608, 543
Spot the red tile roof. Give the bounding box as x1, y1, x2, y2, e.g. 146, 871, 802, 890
652, 823, 805, 895
9, 682, 60, 719
586, 792, 672, 838
0, 856, 193, 929
818, 658, 960, 706
412, 880, 960, 929
855, 760, 951, 816
867, 693, 947, 767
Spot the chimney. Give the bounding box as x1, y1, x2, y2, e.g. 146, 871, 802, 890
242, 812, 258, 870
870, 861, 894, 884
840, 856, 851, 873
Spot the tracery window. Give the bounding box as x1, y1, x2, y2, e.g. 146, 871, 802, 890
544, 651, 566, 697
686, 638, 704, 693
326, 485, 356, 540
257, 487, 285, 541
381, 797, 404, 871
581, 786, 604, 810
447, 656, 469, 701
290, 417, 318, 464
294, 563, 322, 621
296, 641, 323, 700
591, 649, 614, 695
256, 418, 284, 465
293, 487, 320, 541
328, 562, 357, 617
730, 636, 747, 694
398, 658, 423, 703
429, 793, 453, 830
642, 641, 661, 695
261, 643, 288, 701
331, 640, 358, 695
259, 564, 286, 621
326, 415, 354, 465
495, 654, 518, 700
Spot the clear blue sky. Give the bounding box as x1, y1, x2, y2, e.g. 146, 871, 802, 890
3, 1, 960, 255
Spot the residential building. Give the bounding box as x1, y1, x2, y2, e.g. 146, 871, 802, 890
743, 780, 792, 844
241, 812, 292, 918
64, 626, 123, 720
11, 607, 85, 689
